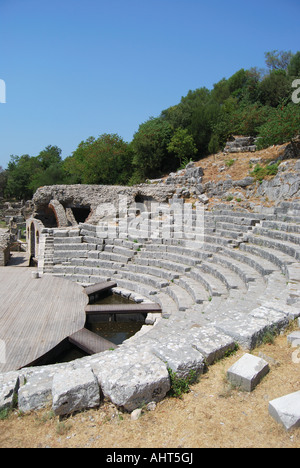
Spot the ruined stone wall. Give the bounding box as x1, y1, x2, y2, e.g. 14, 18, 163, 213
33, 184, 176, 225
0, 230, 10, 266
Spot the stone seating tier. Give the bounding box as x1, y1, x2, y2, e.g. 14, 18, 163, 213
2, 203, 300, 417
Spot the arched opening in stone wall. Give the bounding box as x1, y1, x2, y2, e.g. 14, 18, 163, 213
71, 206, 91, 224
35, 205, 58, 228
134, 194, 156, 214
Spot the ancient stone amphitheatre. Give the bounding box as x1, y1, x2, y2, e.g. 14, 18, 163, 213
0, 139, 300, 431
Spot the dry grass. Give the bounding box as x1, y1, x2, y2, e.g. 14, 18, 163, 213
0, 325, 300, 449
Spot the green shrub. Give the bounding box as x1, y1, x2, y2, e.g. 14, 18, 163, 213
257, 103, 300, 149
167, 367, 197, 398
251, 162, 279, 181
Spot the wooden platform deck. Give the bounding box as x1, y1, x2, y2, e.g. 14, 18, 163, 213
85, 303, 162, 316
84, 281, 117, 297
0, 264, 88, 373
68, 328, 117, 354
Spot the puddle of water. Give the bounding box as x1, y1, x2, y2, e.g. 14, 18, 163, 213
85, 292, 145, 345
86, 320, 144, 346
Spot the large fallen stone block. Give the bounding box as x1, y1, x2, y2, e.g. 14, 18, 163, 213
287, 330, 300, 346
91, 347, 170, 412
269, 391, 300, 431
227, 353, 269, 392
52, 367, 100, 416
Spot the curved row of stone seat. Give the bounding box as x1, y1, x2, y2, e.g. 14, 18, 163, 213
2, 205, 300, 415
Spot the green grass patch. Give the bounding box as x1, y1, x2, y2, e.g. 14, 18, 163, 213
250, 162, 279, 181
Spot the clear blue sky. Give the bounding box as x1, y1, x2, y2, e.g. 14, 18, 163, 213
0, 0, 299, 169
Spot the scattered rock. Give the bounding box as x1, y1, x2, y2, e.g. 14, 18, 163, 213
131, 408, 142, 420
146, 401, 157, 411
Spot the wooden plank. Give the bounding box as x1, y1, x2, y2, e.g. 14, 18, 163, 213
84, 281, 118, 296
0, 267, 88, 373
68, 328, 117, 354
85, 303, 162, 315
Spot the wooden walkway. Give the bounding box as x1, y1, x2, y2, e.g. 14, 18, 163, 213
69, 328, 117, 354
85, 303, 162, 316
0, 263, 88, 373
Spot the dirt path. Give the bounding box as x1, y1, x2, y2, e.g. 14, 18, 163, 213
0, 325, 299, 449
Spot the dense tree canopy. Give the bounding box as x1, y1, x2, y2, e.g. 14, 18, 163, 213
1, 49, 300, 200
64, 134, 133, 186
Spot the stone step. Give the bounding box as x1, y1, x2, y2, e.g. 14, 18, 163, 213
175, 276, 209, 304
53, 273, 112, 285
119, 270, 170, 290
215, 221, 252, 233
53, 250, 89, 263
220, 246, 277, 277
210, 214, 259, 227
124, 263, 180, 282
209, 254, 260, 287
70, 258, 125, 271
164, 283, 195, 311
247, 232, 300, 260
252, 226, 300, 245
98, 251, 132, 263
188, 268, 228, 297
137, 254, 192, 274
261, 220, 300, 234
198, 261, 244, 291
53, 236, 83, 244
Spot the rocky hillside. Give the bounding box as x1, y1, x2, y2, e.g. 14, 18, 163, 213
153, 135, 300, 211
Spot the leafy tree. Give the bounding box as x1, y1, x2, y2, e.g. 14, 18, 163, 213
258, 70, 291, 107
256, 103, 300, 149
28, 145, 65, 192
208, 134, 220, 154
64, 134, 132, 185
131, 117, 174, 181
288, 51, 300, 77
36, 145, 62, 170
0, 167, 7, 198
265, 50, 293, 71
167, 128, 198, 166
5, 155, 39, 199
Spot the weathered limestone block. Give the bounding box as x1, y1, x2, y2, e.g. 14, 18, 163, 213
215, 312, 281, 350
151, 343, 205, 380
52, 367, 100, 416
0, 371, 20, 410
269, 391, 300, 431
91, 347, 170, 412
187, 325, 237, 365
18, 369, 54, 412
287, 330, 300, 346
227, 353, 269, 392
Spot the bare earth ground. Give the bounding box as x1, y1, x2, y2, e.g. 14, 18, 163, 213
0, 323, 300, 449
